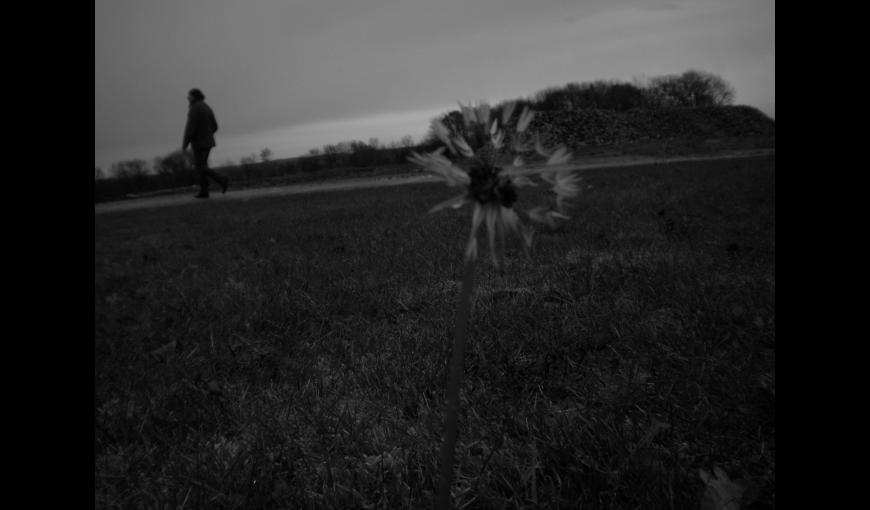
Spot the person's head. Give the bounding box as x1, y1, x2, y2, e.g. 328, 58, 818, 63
187, 88, 205, 104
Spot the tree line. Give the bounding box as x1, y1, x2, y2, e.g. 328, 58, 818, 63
94, 137, 422, 202
532, 69, 734, 112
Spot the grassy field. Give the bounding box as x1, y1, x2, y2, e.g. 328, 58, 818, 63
95, 155, 775, 509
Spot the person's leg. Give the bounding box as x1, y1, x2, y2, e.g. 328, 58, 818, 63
207, 168, 228, 193
194, 147, 210, 197
199, 147, 228, 194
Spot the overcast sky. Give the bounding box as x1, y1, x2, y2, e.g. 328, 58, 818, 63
94, 0, 774, 171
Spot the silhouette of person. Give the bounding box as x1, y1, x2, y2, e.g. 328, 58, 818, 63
183, 88, 228, 198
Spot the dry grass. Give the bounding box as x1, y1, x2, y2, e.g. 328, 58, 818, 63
95, 155, 775, 509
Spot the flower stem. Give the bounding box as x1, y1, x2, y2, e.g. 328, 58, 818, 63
437, 257, 476, 510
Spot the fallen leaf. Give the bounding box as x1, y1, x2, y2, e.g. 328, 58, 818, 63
699, 466, 744, 510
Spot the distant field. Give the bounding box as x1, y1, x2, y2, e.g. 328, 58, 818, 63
95, 155, 775, 509
97, 134, 774, 204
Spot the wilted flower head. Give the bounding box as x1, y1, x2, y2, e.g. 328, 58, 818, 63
409, 101, 581, 267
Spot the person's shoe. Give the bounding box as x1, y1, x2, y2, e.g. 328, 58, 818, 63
221, 178, 228, 194
194, 193, 209, 199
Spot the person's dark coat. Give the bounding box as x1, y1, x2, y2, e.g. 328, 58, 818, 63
183, 100, 218, 151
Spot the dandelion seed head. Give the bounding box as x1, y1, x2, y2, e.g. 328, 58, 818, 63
468, 165, 517, 208
409, 101, 580, 266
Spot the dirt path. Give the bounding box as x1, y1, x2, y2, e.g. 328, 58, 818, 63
94, 148, 774, 215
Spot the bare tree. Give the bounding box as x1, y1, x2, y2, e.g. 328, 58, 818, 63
110, 159, 149, 179
260, 147, 273, 162
691, 70, 736, 106
647, 70, 735, 108
240, 154, 258, 180
153, 150, 193, 177
109, 158, 151, 194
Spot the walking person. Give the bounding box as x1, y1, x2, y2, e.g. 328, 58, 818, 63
183, 88, 228, 198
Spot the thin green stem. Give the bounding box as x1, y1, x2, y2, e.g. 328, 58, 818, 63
436, 257, 476, 510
